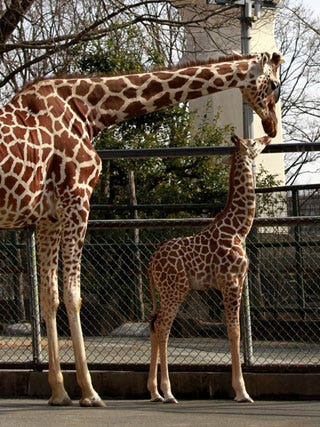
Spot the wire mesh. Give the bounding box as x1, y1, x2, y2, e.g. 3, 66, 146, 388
0, 187, 320, 370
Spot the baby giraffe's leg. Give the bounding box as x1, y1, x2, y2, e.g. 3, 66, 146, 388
147, 326, 164, 402
155, 290, 188, 404
147, 251, 189, 403
222, 276, 253, 403
158, 322, 177, 404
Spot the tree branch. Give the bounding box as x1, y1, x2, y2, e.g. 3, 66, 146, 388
0, 0, 36, 44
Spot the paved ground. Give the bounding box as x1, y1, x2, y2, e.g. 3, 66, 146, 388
1, 399, 320, 427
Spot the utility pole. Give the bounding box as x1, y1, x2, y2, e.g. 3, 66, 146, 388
206, 0, 281, 366
206, 1, 280, 139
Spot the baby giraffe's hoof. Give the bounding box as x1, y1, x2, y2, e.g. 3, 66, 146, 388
151, 397, 165, 403
80, 396, 106, 407
235, 396, 254, 403
48, 396, 73, 406
163, 397, 178, 404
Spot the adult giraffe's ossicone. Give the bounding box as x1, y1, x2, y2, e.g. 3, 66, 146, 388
0, 52, 280, 407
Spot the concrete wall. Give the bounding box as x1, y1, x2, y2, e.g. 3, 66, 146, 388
1, 370, 320, 400
177, 1, 285, 184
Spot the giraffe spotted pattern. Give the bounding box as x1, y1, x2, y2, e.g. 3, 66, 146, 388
0, 52, 279, 407
147, 135, 271, 404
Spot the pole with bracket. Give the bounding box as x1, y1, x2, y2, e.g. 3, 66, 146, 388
206, 0, 281, 365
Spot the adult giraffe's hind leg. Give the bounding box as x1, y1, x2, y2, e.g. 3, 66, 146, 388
37, 220, 72, 406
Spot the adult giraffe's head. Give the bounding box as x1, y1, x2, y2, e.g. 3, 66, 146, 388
240, 52, 282, 138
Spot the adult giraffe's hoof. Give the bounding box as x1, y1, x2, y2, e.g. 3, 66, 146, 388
48, 395, 73, 406
79, 396, 106, 407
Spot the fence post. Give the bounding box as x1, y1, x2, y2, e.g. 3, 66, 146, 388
292, 188, 306, 319
26, 227, 42, 369
241, 239, 254, 366
128, 170, 145, 321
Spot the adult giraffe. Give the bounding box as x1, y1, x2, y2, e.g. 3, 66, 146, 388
0, 52, 281, 407
147, 134, 271, 404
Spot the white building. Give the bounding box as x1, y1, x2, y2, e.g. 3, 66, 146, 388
175, 0, 285, 184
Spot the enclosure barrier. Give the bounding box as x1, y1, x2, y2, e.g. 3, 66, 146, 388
0, 143, 319, 372
0, 212, 319, 371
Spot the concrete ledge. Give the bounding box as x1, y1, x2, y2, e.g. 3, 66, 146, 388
0, 371, 320, 400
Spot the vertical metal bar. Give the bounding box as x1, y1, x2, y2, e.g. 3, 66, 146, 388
241, 274, 254, 366
247, 228, 265, 318
128, 170, 145, 321
26, 227, 42, 368
241, 0, 254, 367
292, 189, 306, 319
241, 0, 254, 139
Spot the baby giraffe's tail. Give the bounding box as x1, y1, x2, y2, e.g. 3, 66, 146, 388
148, 265, 158, 333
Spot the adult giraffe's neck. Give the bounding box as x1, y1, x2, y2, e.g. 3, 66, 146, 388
68, 56, 255, 135
217, 152, 256, 239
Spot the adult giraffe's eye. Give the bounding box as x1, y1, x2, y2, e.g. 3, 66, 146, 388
269, 80, 281, 102
274, 84, 281, 103
270, 80, 278, 91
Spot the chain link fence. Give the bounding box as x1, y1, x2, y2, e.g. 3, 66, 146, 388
0, 184, 319, 371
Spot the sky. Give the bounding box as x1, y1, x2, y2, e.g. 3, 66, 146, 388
304, 0, 320, 15
281, 1, 320, 184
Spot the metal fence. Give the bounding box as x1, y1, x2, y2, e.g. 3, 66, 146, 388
0, 184, 320, 371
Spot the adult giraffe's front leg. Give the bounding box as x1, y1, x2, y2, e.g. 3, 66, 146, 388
61, 211, 105, 407
222, 276, 253, 403
37, 220, 72, 406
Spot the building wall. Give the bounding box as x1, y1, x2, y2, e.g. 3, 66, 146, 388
176, 1, 285, 184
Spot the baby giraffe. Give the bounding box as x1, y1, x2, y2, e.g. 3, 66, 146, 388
147, 134, 271, 404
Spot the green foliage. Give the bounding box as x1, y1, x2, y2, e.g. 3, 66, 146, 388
93, 105, 232, 219
72, 26, 165, 74
73, 28, 232, 220
256, 166, 286, 217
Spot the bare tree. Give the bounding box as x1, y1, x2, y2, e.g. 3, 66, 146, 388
275, 0, 320, 184
0, 0, 237, 101
0, 0, 36, 44
1, 0, 318, 185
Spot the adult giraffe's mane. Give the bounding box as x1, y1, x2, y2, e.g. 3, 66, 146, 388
169, 53, 257, 70
18, 53, 258, 92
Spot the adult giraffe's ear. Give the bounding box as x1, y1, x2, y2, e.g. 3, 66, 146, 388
260, 52, 271, 70
271, 52, 285, 66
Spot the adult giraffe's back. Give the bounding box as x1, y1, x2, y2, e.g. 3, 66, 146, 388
0, 52, 281, 406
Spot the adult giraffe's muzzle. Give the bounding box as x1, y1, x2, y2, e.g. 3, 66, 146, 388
261, 91, 279, 138
262, 117, 277, 138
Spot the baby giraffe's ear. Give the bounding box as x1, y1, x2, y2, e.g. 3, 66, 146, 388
231, 134, 241, 145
